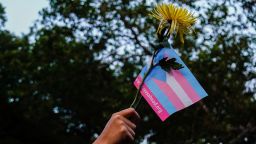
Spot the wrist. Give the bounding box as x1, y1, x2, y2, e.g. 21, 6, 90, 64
93, 135, 108, 144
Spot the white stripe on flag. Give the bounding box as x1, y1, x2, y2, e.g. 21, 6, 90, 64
147, 57, 152, 69
166, 72, 193, 107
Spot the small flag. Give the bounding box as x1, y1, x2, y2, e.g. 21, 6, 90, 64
134, 47, 208, 121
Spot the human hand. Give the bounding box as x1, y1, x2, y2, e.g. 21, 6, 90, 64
93, 108, 140, 144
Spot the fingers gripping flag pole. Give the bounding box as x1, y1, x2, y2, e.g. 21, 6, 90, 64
134, 48, 208, 121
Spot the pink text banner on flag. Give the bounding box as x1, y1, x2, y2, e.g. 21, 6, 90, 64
134, 47, 208, 121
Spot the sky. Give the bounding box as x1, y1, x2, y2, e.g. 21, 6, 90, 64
0, 0, 48, 35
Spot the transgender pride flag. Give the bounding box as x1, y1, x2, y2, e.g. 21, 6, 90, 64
134, 47, 208, 121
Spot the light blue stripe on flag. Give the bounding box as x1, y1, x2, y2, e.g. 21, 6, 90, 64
139, 65, 148, 78
147, 66, 166, 82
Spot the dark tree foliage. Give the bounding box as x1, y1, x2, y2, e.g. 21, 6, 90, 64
0, 1, 256, 144
0, 3, 5, 28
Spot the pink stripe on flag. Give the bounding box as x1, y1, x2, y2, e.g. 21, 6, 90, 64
171, 70, 201, 103
134, 76, 169, 121
153, 78, 185, 110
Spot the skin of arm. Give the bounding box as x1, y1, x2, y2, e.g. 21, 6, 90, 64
93, 108, 140, 144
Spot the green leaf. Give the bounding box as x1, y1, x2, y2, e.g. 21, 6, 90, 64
159, 57, 184, 72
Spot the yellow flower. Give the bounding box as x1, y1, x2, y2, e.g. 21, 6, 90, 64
150, 3, 196, 43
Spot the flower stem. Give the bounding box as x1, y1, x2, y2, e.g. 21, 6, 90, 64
130, 50, 158, 109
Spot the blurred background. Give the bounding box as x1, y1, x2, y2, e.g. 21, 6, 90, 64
0, 0, 255, 143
